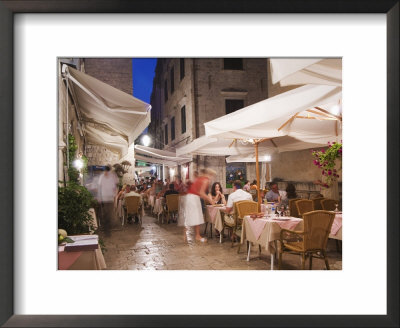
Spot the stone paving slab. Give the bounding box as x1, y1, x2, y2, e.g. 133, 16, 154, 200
99, 211, 342, 271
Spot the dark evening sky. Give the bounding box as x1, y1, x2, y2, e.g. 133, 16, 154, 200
132, 58, 157, 104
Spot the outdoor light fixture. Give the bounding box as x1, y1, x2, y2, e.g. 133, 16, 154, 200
73, 159, 83, 170
330, 104, 342, 116
142, 134, 151, 147
260, 155, 271, 162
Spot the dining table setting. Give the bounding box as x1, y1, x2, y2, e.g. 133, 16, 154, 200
205, 204, 227, 242
241, 208, 343, 270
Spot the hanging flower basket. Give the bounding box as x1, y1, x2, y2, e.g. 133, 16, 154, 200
312, 141, 342, 188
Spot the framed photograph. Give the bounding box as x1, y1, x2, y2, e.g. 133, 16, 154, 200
1, 1, 398, 327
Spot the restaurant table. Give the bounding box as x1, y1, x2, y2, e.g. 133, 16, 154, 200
148, 195, 155, 209
58, 237, 106, 270
329, 212, 342, 240
241, 215, 303, 269
153, 197, 164, 222
205, 205, 227, 242
242, 212, 343, 269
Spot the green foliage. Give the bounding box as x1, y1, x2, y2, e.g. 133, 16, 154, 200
312, 141, 342, 187
58, 181, 95, 235
67, 134, 80, 182
81, 154, 89, 174
68, 134, 78, 166
68, 167, 80, 183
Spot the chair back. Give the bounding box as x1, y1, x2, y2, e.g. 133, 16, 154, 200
125, 196, 141, 215
321, 198, 337, 211
312, 197, 325, 210
296, 199, 314, 217
288, 198, 301, 217
235, 200, 258, 219
166, 194, 179, 212
302, 210, 335, 251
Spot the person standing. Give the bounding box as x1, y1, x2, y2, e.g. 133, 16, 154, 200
98, 165, 119, 236
178, 168, 215, 242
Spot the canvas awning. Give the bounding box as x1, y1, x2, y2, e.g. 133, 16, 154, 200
62, 65, 151, 156
270, 58, 342, 86
134, 145, 192, 166
84, 125, 129, 155
204, 84, 342, 142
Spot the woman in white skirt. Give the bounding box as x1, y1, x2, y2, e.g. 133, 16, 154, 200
178, 169, 215, 242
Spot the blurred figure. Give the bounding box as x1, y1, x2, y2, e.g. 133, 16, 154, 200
98, 165, 119, 236
174, 176, 186, 193
281, 183, 297, 206
243, 180, 251, 192
286, 183, 298, 199
250, 180, 258, 190
178, 168, 216, 242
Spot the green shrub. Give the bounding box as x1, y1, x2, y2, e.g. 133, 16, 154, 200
58, 181, 95, 235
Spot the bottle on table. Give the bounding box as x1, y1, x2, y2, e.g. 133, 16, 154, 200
271, 205, 275, 218
334, 203, 339, 212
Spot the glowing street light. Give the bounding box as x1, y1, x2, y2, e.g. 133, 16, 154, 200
142, 134, 151, 147
73, 159, 83, 170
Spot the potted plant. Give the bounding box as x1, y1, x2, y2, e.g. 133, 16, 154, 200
311, 141, 342, 188
58, 181, 96, 235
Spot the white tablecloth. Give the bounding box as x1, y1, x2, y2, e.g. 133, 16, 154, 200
205, 205, 226, 232
153, 197, 164, 215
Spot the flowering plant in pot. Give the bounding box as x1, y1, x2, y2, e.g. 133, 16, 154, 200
312, 141, 342, 188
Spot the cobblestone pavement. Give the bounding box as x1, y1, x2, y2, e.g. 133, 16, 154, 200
100, 210, 342, 270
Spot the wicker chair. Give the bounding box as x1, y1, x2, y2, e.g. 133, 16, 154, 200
165, 194, 179, 224
234, 200, 259, 253
295, 199, 314, 218
321, 198, 337, 211
288, 198, 301, 218
125, 196, 142, 226
312, 197, 325, 210
278, 210, 335, 270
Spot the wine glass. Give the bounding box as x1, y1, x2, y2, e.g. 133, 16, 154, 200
276, 205, 282, 217
334, 203, 339, 212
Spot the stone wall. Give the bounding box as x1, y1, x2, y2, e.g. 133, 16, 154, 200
86, 143, 120, 166
83, 58, 133, 95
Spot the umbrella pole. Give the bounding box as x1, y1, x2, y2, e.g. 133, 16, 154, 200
255, 142, 261, 211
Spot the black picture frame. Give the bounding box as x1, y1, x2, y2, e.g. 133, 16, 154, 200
0, 1, 398, 327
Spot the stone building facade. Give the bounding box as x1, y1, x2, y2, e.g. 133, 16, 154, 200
82, 58, 133, 96
148, 58, 270, 187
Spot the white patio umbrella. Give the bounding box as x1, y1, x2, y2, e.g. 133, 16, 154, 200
176, 135, 277, 157
204, 84, 342, 208
270, 58, 342, 86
